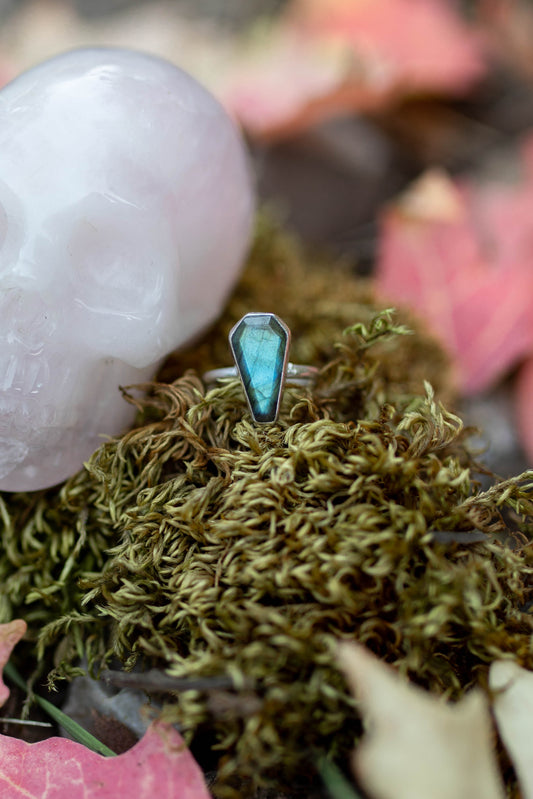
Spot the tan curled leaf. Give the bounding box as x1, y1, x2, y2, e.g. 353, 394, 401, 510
0, 620, 26, 707
337, 642, 505, 799
490, 660, 533, 799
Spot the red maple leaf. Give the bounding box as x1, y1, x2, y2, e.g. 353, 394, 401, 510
0, 620, 211, 798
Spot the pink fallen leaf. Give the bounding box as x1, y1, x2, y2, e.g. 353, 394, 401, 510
223, 0, 486, 141
0, 620, 27, 706
293, 0, 486, 94
221, 27, 354, 142
375, 165, 533, 394
0, 720, 211, 799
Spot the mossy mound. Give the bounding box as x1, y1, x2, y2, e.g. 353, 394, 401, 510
1, 220, 532, 794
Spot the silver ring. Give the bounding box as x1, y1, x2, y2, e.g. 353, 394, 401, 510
203, 312, 317, 424
203, 363, 317, 386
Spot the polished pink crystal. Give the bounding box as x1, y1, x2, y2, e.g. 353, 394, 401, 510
0, 48, 254, 491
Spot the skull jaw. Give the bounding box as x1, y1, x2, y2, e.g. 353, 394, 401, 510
0, 426, 132, 492
0, 356, 158, 492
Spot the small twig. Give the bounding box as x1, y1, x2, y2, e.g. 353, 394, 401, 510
206, 689, 262, 718
430, 529, 489, 544
101, 668, 250, 693
1, 718, 53, 728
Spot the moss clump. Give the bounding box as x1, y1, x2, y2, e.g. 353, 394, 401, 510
0, 220, 532, 794
159, 214, 453, 405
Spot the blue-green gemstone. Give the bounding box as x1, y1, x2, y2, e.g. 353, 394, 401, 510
230, 313, 290, 423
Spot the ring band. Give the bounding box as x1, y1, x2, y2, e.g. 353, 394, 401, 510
203, 363, 317, 387
203, 312, 317, 424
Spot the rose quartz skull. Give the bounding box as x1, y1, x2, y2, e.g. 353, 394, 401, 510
0, 48, 254, 491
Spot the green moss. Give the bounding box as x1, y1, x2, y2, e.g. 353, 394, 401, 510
0, 219, 532, 794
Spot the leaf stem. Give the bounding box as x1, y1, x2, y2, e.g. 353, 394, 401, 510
4, 661, 116, 757
318, 757, 365, 799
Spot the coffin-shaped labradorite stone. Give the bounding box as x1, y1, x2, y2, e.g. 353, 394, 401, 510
230, 313, 290, 423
